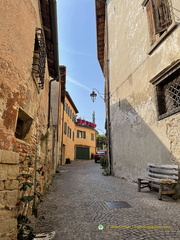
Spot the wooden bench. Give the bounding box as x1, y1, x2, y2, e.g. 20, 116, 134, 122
138, 164, 179, 200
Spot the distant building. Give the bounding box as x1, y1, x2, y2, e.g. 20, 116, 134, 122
95, 0, 180, 181
62, 91, 97, 164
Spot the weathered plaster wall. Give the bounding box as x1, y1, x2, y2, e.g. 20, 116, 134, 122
107, 0, 180, 181
0, 1, 55, 238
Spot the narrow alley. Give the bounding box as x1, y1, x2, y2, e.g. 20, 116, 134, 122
31, 160, 180, 240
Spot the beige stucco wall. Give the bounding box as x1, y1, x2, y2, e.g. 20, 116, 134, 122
62, 96, 77, 163
106, 0, 180, 181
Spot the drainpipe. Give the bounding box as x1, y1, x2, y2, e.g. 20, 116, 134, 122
48, 78, 59, 129
105, 2, 113, 175
97, 0, 113, 175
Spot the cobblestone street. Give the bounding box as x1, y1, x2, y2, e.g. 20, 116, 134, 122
31, 160, 180, 240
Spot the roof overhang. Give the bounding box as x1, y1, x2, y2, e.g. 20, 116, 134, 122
65, 91, 79, 114
40, 0, 59, 78
95, 0, 105, 70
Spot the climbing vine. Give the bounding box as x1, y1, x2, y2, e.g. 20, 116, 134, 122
17, 153, 44, 240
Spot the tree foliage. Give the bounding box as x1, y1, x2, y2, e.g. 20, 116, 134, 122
96, 134, 107, 150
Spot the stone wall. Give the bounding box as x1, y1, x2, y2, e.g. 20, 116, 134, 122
0, 150, 19, 240
106, 0, 180, 181
0, 1, 57, 238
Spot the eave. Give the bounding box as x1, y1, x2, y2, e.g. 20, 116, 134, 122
95, 0, 105, 71
40, 0, 59, 78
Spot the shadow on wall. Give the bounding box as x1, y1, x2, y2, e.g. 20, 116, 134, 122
110, 99, 179, 182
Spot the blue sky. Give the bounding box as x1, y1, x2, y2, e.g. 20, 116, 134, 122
57, 0, 106, 133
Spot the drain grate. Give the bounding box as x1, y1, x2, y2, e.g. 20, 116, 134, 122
105, 201, 131, 209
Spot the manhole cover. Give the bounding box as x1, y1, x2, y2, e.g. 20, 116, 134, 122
105, 201, 131, 209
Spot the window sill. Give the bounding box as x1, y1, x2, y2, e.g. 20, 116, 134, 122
148, 22, 179, 55
158, 107, 180, 120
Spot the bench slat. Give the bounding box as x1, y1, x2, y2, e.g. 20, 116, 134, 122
148, 163, 178, 169
148, 172, 178, 180
148, 167, 178, 175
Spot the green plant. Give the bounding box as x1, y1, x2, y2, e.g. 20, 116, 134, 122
102, 168, 110, 176
100, 156, 108, 169
17, 154, 45, 240
40, 131, 50, 142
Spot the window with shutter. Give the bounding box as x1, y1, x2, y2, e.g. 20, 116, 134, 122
144, 0, 172, 45
152, 0, 172, 34
64, 122, 67, 134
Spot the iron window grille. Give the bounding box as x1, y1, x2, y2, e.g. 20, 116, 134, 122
151, 60, 180, 120
32, 28, 46, 90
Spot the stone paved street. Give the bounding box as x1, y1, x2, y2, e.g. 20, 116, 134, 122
31, 160, 180, 240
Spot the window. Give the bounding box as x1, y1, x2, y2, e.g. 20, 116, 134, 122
64, 102, 66, 110
91, 133, 95, 141
64, 122, 67, 134
150, 60, 180, 120
32, 28, 46, 89
15, 108, 33, 140
143, 0, 172, 45
68, 127, 72, 139
77, 130, 86, 139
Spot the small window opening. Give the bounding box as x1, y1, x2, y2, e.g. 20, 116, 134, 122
15, 109, 33, 139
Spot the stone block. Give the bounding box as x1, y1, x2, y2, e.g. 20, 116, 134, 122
0, 191, 5, 208
0, 209, 14, 221
0, 165, 19, 181
7, 165, 19, 180
4, 180, 19, 190
0, 150, 19, 164
4, 190, 18, 209
0, 218, 17, 235
0, 181, 4, 190
0, 164, 7, 180
0, 236, 11, 240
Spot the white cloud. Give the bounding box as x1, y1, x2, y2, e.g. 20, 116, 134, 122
67, 76, 92, 92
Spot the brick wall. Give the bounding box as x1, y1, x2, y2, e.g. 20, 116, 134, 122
0, 150, 19, 240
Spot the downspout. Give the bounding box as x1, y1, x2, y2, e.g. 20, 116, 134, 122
48, 0, 59, 129
101, 0, 113, 175
95, 0, 113, 175
105, 2, 113, 175
48, 78, 59, 129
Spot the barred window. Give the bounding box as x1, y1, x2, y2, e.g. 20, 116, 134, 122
156, 75, 180, 119
150, 61, 180, 120
32, 28, 46, 89
143, 0, 172, 45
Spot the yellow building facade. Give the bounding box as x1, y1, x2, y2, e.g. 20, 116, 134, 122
62, 92, 96, 164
